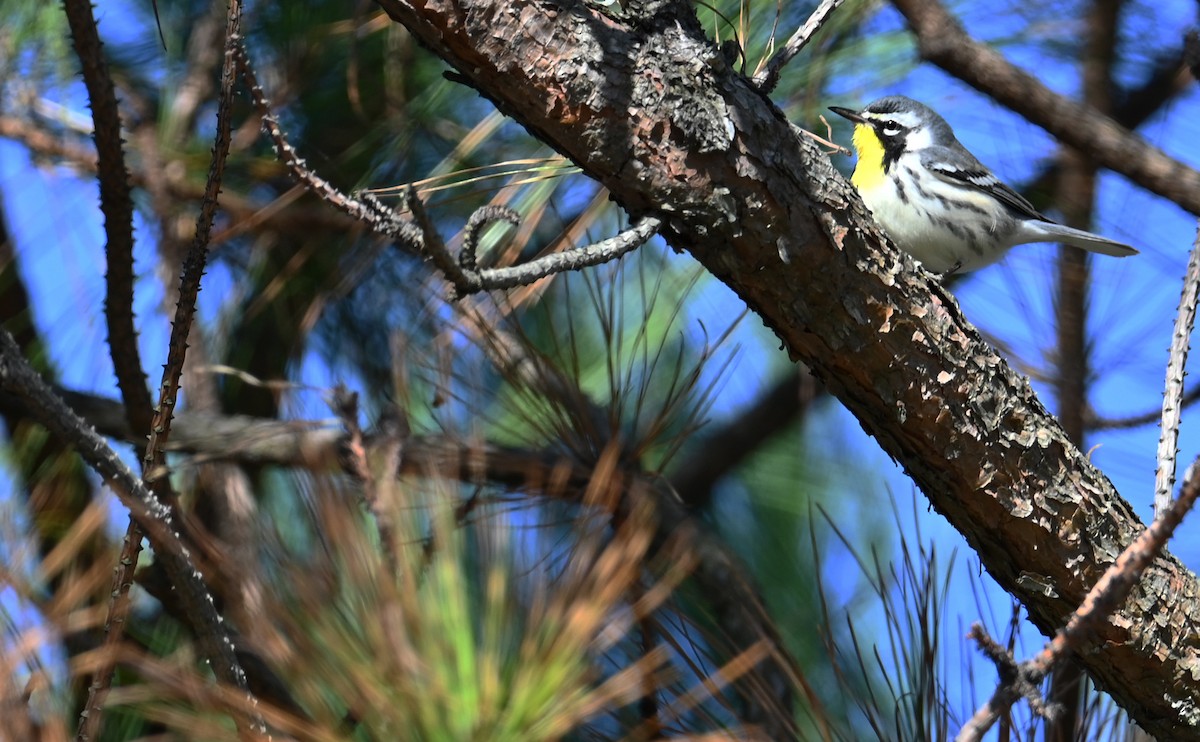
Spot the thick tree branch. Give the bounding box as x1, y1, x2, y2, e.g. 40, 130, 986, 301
369, 0, 1200, 735
961, 453, 1200, 740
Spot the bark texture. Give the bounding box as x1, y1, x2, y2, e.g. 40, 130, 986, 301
372, 0, 1200, 734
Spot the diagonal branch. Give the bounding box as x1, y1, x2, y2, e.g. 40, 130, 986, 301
753, 0, 846, 93
149, 0, 244, 471
369, 0, 1200, 735
69, 0, 265, 734
0, 331, 261, 734
235, 45, 425, 250
959, 452, 1200, 741
62, 2, 158, 734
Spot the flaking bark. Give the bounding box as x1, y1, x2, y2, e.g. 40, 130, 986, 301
373, 0, 1200, 735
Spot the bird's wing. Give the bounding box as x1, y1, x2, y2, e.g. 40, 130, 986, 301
920, 146, 1045, 221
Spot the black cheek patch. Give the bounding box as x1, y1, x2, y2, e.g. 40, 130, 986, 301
879, 126, 906, 173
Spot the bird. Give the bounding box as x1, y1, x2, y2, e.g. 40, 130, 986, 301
828, 96, 1137, 273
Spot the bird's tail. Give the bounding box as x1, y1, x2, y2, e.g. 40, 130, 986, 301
1023, 220, 1138, 258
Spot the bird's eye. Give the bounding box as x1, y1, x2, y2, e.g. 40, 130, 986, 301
881, 124, 903, 137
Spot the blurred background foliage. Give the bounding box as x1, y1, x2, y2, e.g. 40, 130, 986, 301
0, 0, 1194, 738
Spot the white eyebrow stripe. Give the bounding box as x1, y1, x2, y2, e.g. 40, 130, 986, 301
863, 111, 921, 129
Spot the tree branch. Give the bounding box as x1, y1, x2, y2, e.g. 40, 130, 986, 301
61, 0, 152, 438
369, 0, 1200, 734
753, 0, 845, 93
669, 368, 818, 509
62, 2, 158, 732
1156, 226, 1200, 515
0, 331, 261, 735
960, 452, 1200, 740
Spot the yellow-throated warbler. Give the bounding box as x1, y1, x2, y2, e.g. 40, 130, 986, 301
829, 96, 1137, 273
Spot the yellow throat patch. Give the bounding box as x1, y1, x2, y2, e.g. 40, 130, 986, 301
850, 124, 886, 190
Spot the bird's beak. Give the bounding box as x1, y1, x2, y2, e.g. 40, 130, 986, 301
829, 106, 867, 125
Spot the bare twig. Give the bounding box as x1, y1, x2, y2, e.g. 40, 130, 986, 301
242, 39, 656, 298
61, 0, 152, 437
0, 331, 258, 734
235, 45, 425, 249
84, 0, 265, 734
1155, 227, 1200, 516
416, 201, 661, 298
956, 624, 1056, 741
959, 455, 1200, 740
466, 215, 660, 293
405, 187, 475, 291
62, 1, 157, 735
753, 0, 846, 93
1032, 455, 1200, 668
142, 0, 245, 475
795, 117, 850, 156
111, 4, 236, 706
459, 204, 520, 273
